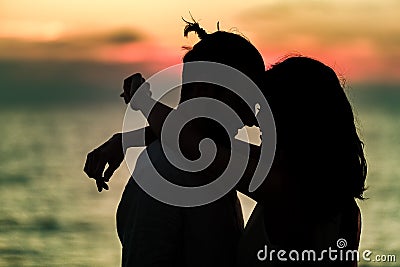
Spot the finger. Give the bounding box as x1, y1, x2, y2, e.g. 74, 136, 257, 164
96, 179, 103, 192
93, 156, 107, 180
96, 176, 110, 191
130, 74, 145, 98
131, 73, 143, 85
103, 182, 109, 190
123, 74, 137, 88
129, 85, 135, 100
103, 164, 118, 182
140, 82, 152, 99
143, 82, 151, 95
125, 73, 141, 87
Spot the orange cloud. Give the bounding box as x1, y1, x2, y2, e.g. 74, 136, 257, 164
238, 0, 400, 82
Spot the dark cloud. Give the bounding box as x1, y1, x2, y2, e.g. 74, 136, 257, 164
0, 28, 144, 60
64, 28, 144, 46
103, 29, 142, 44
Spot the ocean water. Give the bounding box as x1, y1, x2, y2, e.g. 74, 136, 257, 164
0, 88, 399, 266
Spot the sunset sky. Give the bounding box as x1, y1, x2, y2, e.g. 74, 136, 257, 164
1, 0, 399, 83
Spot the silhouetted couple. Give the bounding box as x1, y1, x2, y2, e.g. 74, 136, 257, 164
84, 20, 367, 267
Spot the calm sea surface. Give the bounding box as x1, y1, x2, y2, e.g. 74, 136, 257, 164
0, 89, 399, 266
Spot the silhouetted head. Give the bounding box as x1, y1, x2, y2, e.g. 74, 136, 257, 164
180, 20, 265, 127
264, 56, 367, 208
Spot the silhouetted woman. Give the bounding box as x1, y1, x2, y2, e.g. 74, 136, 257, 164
236, 56, 367, 267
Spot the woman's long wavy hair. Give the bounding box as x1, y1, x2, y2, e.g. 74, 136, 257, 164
264, 56, 367, 208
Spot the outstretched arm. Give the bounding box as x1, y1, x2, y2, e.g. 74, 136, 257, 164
84, 127, 157, 192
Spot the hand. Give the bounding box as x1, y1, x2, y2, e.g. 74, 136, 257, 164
129, 81, 152, 111
84, 133, 124, 192
120, 73, 146, 104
